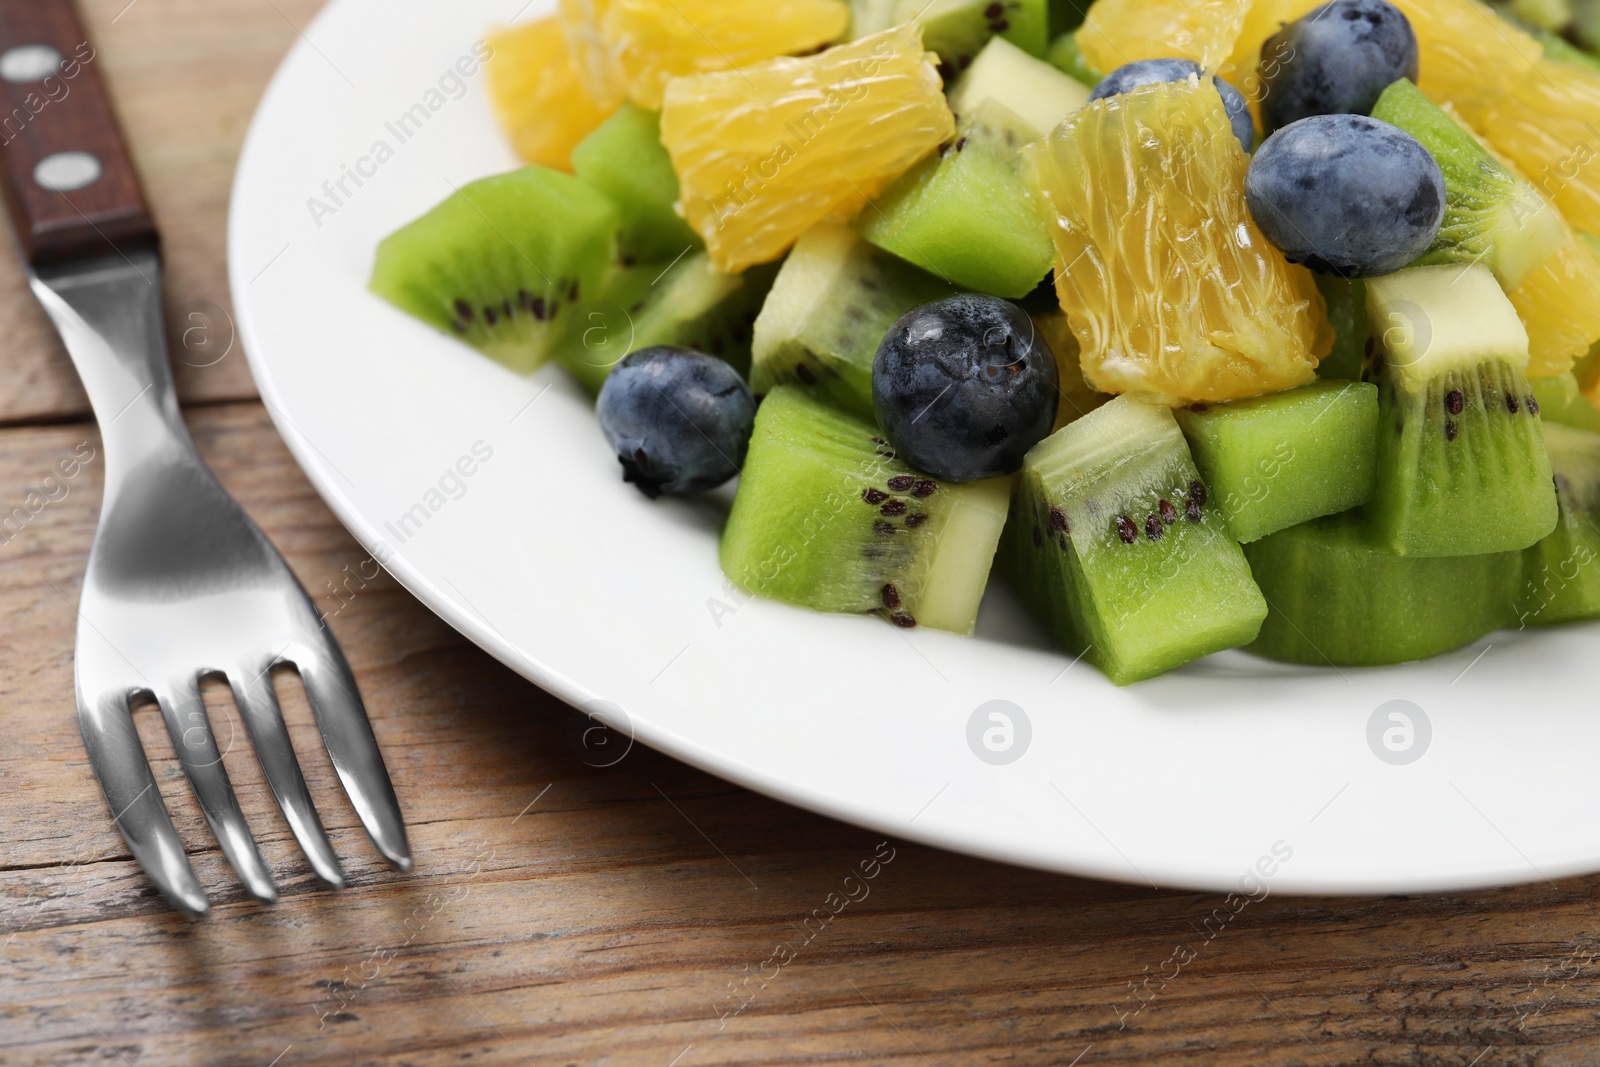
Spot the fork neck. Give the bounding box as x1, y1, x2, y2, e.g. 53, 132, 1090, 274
30, 250, 196, 492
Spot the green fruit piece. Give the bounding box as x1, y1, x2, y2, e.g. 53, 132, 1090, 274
370, 166, 618, 374
721, 386, 1011, 635
948, 36, 1089, 141
570, 104, 698, 263
1175, 380, 1380, 543
1531, 25, 1600, 71
1245, 513, 1520, 666
1048, 0, 1086, 36
858, 101, 1053, 298
1575, 0, 1600, 50
1517, 422, 1600, 626
894, 0, 1049, 72
846, 0, 901, 36
1314, 274, 1370, 382
1003, 395, 1268, 685
1370, 79, 1564, 291
1045, 31, 1100, 88
1510, 0, 1572, 32
750, 224, 953, 418
1530, 372, 1600, 432
557, 253, 776, 394
1364, 265, 1558, 556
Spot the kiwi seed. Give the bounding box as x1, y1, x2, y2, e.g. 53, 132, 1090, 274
1048, 507, 1069, 533
1116, 516, 1138, 544
887, 475, 916, 491
1445, 419, 1458, 441
873, 520, 897, 537
1144, 515, 1164, 542
881, 500, 908, 517
905, 513, 928, 528
881, 584, 901, 609
863, 488, 889, 505
890, 611, 917, 629
1158, 499, 1178, 525
1506, 392, 1519, 414
913, 480, 938, 498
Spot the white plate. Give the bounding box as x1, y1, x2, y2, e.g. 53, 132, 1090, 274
230, 0, 1600, 895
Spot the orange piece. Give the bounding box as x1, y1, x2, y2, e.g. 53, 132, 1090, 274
558, 0, 628, 110
1398, 0, 1600, 237
660, 24, 953, 273
485, 18, 614, 170
1023, 79, 1329, 404
1509, 229, 1600, 377
603, 0, 851, 110
1075, 0, 1253, 75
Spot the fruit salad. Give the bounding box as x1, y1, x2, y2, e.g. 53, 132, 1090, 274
370, 0, 1600, 686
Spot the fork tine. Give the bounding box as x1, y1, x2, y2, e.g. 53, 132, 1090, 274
156, 678, 277, 903
78, 691, 210, 916
294, 649, 412, 872
229, 666, 346, 889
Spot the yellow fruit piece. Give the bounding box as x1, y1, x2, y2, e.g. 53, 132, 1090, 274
485, 18, 614, 170
559, 0, 628, 110
661, 24, 953, 274
1033, 311, 1112, 431
1398, 0, 1600, 237
603, 0, 851, 110
1023, 80, 1329, 404
1076, 0, 1252, 75
1509, 230, 1600, 376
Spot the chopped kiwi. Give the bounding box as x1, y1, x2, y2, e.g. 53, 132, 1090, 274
1517, 422, 1600, 626
1509, 0, 1572, 32
1370, 79, 1564, 291
1530, 25, 1600, 72
370, 167, 618, 374
949, 36, 1089, 141
1245, 513, 1520, 666
1002, 395, 1268, 685
750, 224, 953, 419
892, 0, 1049, 73
1314, 275, 1369, 382
1176, 380, 1380, 543
846, 0, 901, 37
1363, 265, 1558, 556
1575, 0, 1600, 52
720, 386, 1011, 635
1530, 372, 1600, 433
1032, 310, 1111, 430
570, 104, 698, 262
1045, 31, 1100, 89
857, 101, 1054, 298
557, 254, 775, 394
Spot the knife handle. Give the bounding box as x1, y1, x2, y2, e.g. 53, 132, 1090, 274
0, 0, 154, 265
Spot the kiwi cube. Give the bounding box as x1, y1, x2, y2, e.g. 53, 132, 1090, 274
858, 101, 1054, 299
1518, 422, 1600, 626
948, 36, 1089, 141
1370, 79, 1564, 291
1245, 513, 1520, 666
845, 0, 900, 37
1313, 274, 1369, 382
721, 387, 1011, 635
1176, 380, 1380, 543
370, 166, 618, 374
571, 104, 699, 262
894, 0, 1049, 73
1530, 372, 1600, 433
1045, 31, 1100, 89
1364, 265, 1558, 556
750, 225, 953, 419
1004, 395, 1268, 685
557, 253, 775, 394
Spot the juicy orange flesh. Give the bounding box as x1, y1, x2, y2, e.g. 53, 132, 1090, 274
558, 0, 628, 110
486, 18, 614, 170
1511, 229, 1600, 377
1399, 0, 1600, 237
1076, 0, 1253, 75
1024, 79, 1329, 405
660, 23, 953, 274
603, 0, 850, 110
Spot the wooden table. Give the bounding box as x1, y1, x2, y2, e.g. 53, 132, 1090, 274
4, 2, 1600, 1063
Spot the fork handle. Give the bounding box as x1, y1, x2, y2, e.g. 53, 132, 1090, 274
0, 0, 155, 265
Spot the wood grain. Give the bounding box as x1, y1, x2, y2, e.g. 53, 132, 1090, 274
3, 2, 1600, 1066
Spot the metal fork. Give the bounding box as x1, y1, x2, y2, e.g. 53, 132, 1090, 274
0, 0, 410, 915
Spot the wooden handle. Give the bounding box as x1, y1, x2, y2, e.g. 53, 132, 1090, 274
0, 0, 155, 265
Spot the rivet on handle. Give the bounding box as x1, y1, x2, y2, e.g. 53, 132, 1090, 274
34, 150, 100, 192
0, 44, 61, 83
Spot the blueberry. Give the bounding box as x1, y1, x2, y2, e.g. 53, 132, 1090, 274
1246, 114, 1445, 278
1259, 0, 1419, 134
596, 346, 755, 497
1089, 58, 1255, 151
872, 295, 1059, 482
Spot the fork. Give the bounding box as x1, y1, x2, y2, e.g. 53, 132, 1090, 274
0, 0, 410, 915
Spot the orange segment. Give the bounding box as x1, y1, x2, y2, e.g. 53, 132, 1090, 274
1510, 229, 1600, 377
603, 0, 851, 110
1075, 0, 1253, 75
1398, 0, 1600, 236
1023, 80, 1329, 404
660, 24, 954, 273
485, 18, 614, 170
558, 0, 629, 110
